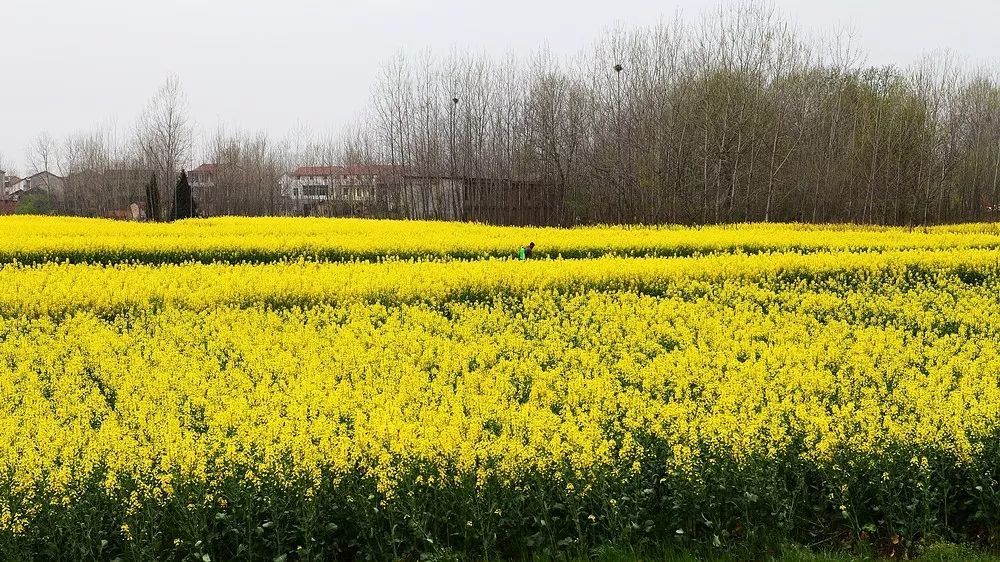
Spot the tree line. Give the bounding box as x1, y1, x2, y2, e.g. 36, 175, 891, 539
347, 2, 1000, 225
12, 76, 288, 219
10, 2, 1000, 225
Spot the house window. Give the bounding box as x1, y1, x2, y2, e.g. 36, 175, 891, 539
292, 188, 299, 197
303, 185, 328, 197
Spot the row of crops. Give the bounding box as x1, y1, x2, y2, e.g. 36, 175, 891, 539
5, 216, 1000, 263
3, 217, 1000, 560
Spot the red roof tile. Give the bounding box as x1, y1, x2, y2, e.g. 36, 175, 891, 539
293, 165, 398, 178
191, 164, 219, 174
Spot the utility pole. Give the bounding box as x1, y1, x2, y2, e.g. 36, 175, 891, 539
614, 63, 624, 224
189, 168, 195, 218
450, 96, 460, 221
450, 97, 459, 179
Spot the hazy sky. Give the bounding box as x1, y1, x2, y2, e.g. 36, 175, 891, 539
3, 0, 999, 173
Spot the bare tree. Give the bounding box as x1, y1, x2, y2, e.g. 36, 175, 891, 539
0, 152, 15, 179
136, 76, 193, 206
201, 127, 281, 216
339, 0, 1000, 226
11, 1, 1000, 226
27, 132, 57, 174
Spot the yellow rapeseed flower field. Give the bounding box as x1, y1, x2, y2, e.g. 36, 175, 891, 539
2, 216, 1000, 560
2, 215, 1000, 262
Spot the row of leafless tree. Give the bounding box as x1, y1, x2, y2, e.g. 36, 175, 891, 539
346, 2, 1000, 225
20, 76, 196, 216
19, 76, 290, 217
13, 1, 1000, 225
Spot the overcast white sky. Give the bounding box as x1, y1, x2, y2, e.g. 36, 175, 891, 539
2, 0, 999, 173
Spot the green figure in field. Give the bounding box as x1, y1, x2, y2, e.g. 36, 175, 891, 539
518, 242, 535, 261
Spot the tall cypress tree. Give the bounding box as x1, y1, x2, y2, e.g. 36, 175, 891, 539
172, 170, 193, 220
145, 173, 160, 222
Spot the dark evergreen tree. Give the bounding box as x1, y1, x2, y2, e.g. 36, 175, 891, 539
172, 170, 194, 220
145, 173, 160, 222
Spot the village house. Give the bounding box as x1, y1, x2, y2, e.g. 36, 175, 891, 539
3, 171, 65, 201
283, 165, 399, 216
280, 165, 558, 223
284, 165, 395, 201
0, 170, 17, 214
2, 171, 21, 192
188, 163, 218, 190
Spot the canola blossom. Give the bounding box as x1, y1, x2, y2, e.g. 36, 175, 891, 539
2, 217, 1000, 560
4, 215, 1000, 263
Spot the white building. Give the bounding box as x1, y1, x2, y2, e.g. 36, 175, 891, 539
280, 165, 468, 220
283, 165, 393, 202
1, 171, 20, 193
3, 171, 65, 200
282, 165, 400, 216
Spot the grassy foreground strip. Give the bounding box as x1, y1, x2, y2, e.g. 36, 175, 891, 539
5, 216, 1000, 263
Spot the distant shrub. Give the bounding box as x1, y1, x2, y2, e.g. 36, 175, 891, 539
13, 192, 53, 215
